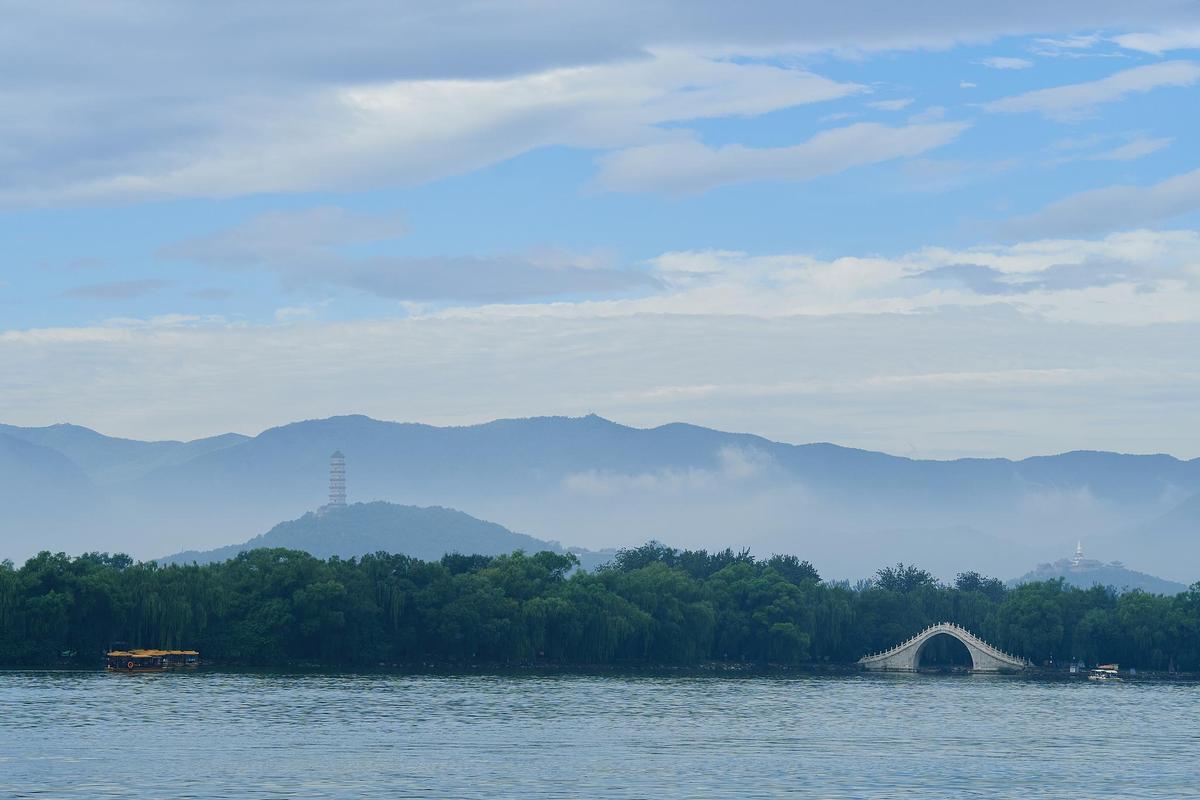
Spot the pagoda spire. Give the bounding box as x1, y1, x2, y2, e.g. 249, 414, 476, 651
328, 451, 346, 507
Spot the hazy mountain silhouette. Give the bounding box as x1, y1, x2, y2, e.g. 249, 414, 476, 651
2, 414, 1197, 581
0, 423, 247, 485
160, 501, 614, 570
1096, 491, 1200, 582
1011, 559, 1187, 596
1138, 490, 1200, 544
0, 433, 106, 553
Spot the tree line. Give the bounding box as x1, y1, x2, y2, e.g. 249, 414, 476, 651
1, 543, 1198, 671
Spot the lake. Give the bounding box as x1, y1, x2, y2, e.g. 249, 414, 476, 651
2, 670, 1196, 798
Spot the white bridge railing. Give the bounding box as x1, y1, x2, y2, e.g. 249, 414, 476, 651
858, 621, 1027, 666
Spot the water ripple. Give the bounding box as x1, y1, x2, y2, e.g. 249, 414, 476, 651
1, 671, 1196, 798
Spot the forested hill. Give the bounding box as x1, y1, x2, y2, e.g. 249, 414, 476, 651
3, 544, 1198, 672
161, 501, 615, 570
1012, 561, 1187, 596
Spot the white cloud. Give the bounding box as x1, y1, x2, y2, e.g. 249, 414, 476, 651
2, 51, 862, 204
274, 306, 318, 322
423, 228, 1200, 326
819, 111, 859, 122
162, 207, 657, 302
386, 228, 1200, 331
1070, 136, 1171, 164
1047, 134, 1172, 164
1030, 34, 1104, 56
563, 445, 774, 495
980, 56, 1034, 69
1112, 28, 1200, 54
594, 121, 969, 194
3, 291, 1199, 460
3, 3, 1199, 204
907, 105, 947, 123
959, 81, 978, 89
1004, 169, 1200, 237
983, 61, 1200, 119
867, 98, 914, 110
1085, 136, 1172, 161
62, 279, 173, 299
614, 367, 1141, 406
164, 207, 408, 266
900, 157, 1019, 192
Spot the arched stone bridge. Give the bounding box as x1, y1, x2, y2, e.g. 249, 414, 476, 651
858, 622, 1027, 673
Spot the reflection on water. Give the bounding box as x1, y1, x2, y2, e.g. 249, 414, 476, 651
1, 670, 1197, 798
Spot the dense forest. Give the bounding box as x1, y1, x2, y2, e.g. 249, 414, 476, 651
2, 543, 1198, 671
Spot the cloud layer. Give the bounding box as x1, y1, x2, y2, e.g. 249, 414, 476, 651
596, 121, 969, 193
162, 207, 658, 302
3, 50, 862, 204
1004, 169, 1200, 237
3, 3, 1199, 203
4, 3, 1200, 464
980, 56, 1034, 69
63, 279, 174, 299
983, 61, 1200, 119
6, 230, 1200, 458
1113, 28, 1200, 54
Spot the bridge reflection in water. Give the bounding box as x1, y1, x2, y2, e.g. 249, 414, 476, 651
858, 622, 1027, 673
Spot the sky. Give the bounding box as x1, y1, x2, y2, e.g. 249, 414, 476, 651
2, 1, 1199, 459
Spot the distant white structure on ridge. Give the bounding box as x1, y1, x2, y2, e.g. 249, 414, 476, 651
1067, 541, 1102, 571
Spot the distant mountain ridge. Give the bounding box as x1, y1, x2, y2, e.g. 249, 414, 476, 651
161, 501, 615, 570
1105, 490, 1200, 581
2, 414, 1197, 582
0, 422, 248, 485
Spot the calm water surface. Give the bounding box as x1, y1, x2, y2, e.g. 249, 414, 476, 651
2, 670, 1197, 798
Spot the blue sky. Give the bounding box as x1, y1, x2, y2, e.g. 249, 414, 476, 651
2, 3, 1199, 457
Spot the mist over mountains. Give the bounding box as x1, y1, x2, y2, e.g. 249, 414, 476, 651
1, 414, 1197, 583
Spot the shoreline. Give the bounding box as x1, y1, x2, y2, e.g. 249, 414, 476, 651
6, 661, 1199, 682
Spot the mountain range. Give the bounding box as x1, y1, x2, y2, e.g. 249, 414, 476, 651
1, 414, 1197, 582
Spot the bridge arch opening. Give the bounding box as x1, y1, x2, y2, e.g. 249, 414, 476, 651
915, 632, 974, 670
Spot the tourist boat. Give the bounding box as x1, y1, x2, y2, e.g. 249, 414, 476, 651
106, 650, 165, 672
159, 650, 202, 668
1088, 663, 1121, 682
105, 649, 200, 672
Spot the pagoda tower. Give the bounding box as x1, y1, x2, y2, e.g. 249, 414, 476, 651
328, 450, 347, 507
